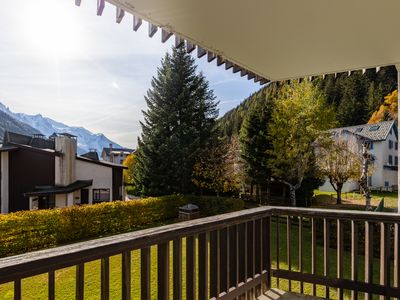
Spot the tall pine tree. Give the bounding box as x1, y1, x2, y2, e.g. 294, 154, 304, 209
133, 46, 218, 196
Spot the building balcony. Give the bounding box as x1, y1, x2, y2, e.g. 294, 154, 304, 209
0, 207, 399, 299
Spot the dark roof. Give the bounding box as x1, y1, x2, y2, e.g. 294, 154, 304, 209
77, 156, 128, 169
330, 121, 397, 142
102, 147, 135, 156
2, 131, 55, 150
24, 180, 93, 197
81, 151, 99, 161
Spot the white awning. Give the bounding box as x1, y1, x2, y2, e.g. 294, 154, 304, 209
89, 0, 400, 81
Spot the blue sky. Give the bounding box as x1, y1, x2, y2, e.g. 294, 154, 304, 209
0, 0, 261, 147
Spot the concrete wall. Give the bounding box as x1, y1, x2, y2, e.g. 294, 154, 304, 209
76, 159, 113, 203
55, 136, 77, 187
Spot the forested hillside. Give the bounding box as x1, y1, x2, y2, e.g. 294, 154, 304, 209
219, 66, 398, 136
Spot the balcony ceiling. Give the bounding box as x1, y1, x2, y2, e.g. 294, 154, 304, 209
108, 0, 400, 81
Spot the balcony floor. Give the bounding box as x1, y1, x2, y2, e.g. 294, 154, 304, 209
261, 289, 323, 300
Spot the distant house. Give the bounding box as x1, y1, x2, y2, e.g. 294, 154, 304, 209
101, 144, 134, 165
320, 120, 398, 193
0, 132, 126, 214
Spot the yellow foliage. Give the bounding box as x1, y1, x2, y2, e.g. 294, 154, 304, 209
368, 90, 398, 124
123, 152, 136, 184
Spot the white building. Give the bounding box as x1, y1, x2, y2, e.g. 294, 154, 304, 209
101, 144, 134, 165
320, 120, 398, 193
0, 132, 126, 213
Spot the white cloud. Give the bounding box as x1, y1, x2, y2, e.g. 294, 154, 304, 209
0, 0, 260, 148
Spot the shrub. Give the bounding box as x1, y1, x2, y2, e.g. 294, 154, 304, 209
0, 195, 244, 257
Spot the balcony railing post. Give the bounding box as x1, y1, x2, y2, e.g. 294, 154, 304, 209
14, 279, 21, 300
173, 238, 182, 300
210, 230, 220, 298
76, 263, 84, 300
262, 217, 271, 292
198, 233, 208, 300
140, 247, 151, 300
286, 216, 292, 292
337, 219, 344, 300
365, 221, 374, 300
298, 217, 304, 294
157, 242, 169, 300
311, 217, 317, 296
395, 223, 400, 299
48, 270, 55, 300
186, 236, 196, 300
380, 223, 390, 300
101, 257, 110, 300
122, 251, 131, 300
351, 221, 359, 300
324, 218, 330, 299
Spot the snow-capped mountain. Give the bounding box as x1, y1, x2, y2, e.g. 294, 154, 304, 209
0, 102, 122, 155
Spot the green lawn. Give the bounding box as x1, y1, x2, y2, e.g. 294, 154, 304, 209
313, 189, 398, 211
0, 218, 389, 299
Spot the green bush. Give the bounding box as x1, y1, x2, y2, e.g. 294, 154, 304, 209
0, 195, 244, 258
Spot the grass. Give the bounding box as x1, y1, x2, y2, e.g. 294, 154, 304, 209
313, 189, 398, 211
0, 218, 390, 299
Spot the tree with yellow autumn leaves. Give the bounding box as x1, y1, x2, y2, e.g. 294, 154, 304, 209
368, 90, 398, 124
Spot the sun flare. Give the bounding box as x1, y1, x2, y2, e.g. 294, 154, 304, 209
19, 0, 84, 60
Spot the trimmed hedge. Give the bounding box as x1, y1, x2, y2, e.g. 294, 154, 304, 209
0, 195, 244, 258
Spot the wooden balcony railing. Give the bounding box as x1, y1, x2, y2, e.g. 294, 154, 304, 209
0, 206, 399, 299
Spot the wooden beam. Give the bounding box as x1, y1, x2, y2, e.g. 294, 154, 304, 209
148, 23, 158, 38
97, 0, 105, 16
75, 0, 82, 6
161, 29, 172, 43
225, 61, 233, 70
133, 16, 142, 31
175, 36, 185, 48
216, 56, 224, 67
186, 41, 196, 53
197, 47, 206, 58
116, 7, 125, 24
207, 52, 216, 62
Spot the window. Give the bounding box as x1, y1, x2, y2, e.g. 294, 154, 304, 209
369, 125, 380, 131
93, 189, 110, 203
367, 142, 374, 150
389, 140, 393, 149
396, 142, 398, 150
396, 156, 398, 166
385, 181, 389, 187
388, 155, 393, 165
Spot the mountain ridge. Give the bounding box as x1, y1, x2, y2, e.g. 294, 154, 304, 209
0, 102, 123, 155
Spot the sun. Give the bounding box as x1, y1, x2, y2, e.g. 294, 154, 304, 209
19, 0, 84, 60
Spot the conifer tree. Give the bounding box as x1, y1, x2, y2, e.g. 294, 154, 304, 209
239, 95, 274, 203
133, 46, 218, 196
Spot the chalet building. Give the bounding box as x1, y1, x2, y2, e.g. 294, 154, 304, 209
320, 120, 398, 193
0, 132, 126, 214
101, 144, 134, 165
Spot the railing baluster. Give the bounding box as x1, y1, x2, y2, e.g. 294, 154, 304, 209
158, 242, 169, 300
286, 216, 292, 292
141, 247, 151, 300
220, 227, 228, 294
337, 219, 344, 300
254, 219, 262, 297
198, 232, 208, 300
299, 217, 304, 294
186, 236, 196, 300
351, 221, 358, 300
395, 223, 400, 300
276, 216, 280, 289
324, 218, 330, 299
173, 238, 182, 300
48, 270, 55, 300
380, 223, 390, 300
229, 225, 238, 291
101, 257, 110, 300
262, 217, 271, 293
122, 251, 131, 300
210, 230, 220, 298
365, 221, 374, 300
311, 217, 317, 296
14, 279, 21, 300
76, 263, 84, 300
247, 220, 255, 298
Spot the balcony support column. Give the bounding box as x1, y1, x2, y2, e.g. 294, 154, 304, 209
397, 64, 400, 213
